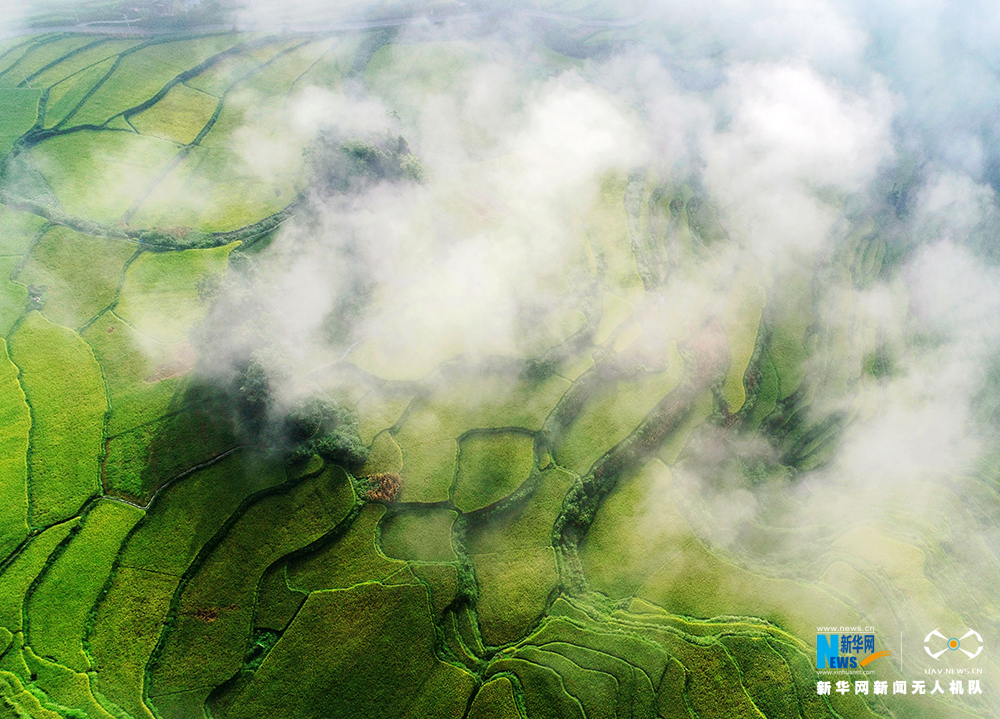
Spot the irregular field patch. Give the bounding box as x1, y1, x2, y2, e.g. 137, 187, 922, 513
17, 225, 136, 328
82, 310, 191, 436
8, 311, 105, 526
210, 583, 476, 719
453, 431, 535, 512
115, 452, 283, 576
133, 144, 298, 232
0, 206, 47, 255
148, 467, 356, 697
0, 339, 30, 558
395, 437, 456, 504
466, 467, 576, 555
115, 242, 238, 343
0, 36, 94, 88
467, 676, 523, 719
102, 404, 240, 501
25, 499, 142, 672
0, 519, 77, 632
130, 82, 219, 145
472, 547, 558, 646
27, 131, 179, 222
89, 566, 180, 719
379, 508, 458, 562
30, 39, 137, 91
0, 88, 40, 153
554, 358, 684, 476
0, 256, 29, 336
287, 503, 403, 593
67, 35, 242, 127
43, 56, 116, 129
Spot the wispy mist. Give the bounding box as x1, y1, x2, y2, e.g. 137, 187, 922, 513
5, 0, 1000, 708
175, 2, 1000, 629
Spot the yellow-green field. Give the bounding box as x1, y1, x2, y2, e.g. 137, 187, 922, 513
0, 16, 994, 719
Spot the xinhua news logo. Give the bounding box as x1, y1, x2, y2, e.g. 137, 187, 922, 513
817, 632, 892, 670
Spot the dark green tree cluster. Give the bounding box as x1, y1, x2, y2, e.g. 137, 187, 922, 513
229, 353, 368, 471
189, 253, 367, 472
304, 130, 423, 197
137, 227, 218, 250
302, 129, 423, 346
282, 397, 368, 469
186, 129, 429, 472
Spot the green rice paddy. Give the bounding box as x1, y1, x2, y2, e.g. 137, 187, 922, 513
0, 20, 990, 719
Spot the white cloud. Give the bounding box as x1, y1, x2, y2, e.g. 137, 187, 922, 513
702, 63, 894, 261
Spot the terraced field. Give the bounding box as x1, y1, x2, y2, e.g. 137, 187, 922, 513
0, 13, 996, 719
